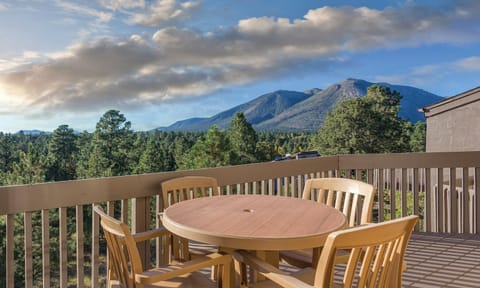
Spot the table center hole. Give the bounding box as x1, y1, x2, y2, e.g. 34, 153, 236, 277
243, 209, 254, 213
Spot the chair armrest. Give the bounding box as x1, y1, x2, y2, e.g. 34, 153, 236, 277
135, 252, 231, 284
233, 250, 313, 288
132, 227, 170, 243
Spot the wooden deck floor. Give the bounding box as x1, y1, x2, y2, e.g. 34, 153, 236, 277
194, 232, 480, 287
402, 232, 480, 288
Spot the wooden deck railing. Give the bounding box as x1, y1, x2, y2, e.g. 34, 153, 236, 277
1, 151, 479, 287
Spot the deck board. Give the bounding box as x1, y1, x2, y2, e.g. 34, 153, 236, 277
403, 232, 480, 288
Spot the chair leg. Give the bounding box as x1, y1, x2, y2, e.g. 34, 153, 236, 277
234, 257, 248, 287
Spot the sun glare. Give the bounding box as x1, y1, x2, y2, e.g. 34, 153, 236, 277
0, 83, 19, 107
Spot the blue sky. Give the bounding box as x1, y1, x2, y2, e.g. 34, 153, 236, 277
0, 0, 478, 132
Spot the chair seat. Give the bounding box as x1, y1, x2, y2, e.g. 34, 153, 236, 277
188, 240, 218, 256
280, 248, 352, 269
250, 267, 316, 288
110, 271, 216, 288
142, 270, 217, 288
279, 249, 312, 268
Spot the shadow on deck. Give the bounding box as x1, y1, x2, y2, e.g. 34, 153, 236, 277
403, 232, 480, 288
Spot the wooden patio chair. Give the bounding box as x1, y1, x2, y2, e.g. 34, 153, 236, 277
161, 176, 220, 261
94, 205, 232, 288
280, 177, 375, 268
233, 215, 418, 288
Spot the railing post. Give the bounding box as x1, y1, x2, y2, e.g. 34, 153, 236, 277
132, 197, 150, 269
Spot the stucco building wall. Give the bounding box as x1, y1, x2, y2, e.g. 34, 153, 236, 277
423, 87, 480, 152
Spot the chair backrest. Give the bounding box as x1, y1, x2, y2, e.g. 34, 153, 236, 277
302, 178, 375, 227
161, 176, 219, 210
94, 205, 143, 288
160, 176, 219, 261
314, 215, 418, 288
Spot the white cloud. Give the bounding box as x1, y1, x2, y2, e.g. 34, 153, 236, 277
99, 0, 145, 10
128, 0, 200, 26
454, 56, 480, 71
0, 1, 479, 118
55, 0, 113, 23
376, 55, 480, 88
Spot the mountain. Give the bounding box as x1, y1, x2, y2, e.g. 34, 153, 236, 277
257, 79, 443, 131
157, 79, 444, 132
160, 90, 313, 131
155, 117, 208, 131
16, 129, 51, 135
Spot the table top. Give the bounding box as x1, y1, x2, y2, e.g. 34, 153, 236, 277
162, 194, 346, 251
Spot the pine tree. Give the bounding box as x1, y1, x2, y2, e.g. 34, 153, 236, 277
311, 85, 409, 155
409, 122, 426, 152
45, 125, 78, 181
5, 143, 45, 184
227, 112, 258, 164
179, 126, 234, 169
88, 110, 134, 177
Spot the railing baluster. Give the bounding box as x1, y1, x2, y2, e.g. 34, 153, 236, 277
133, 197, 150, 269
378, 169, 384, 223
413, 168, 420, 231
437, 168, 444, 233
91, 204, 100, 287
42, 209, 50, 287
6, 214, 14, 288
225, 184, 231, 195
296, 175, 302, 198
450, 168, 458, 233
76, 205, 84, 288
462, 167, 470, 233
24, 211, 33, 288
475, 167, 480, 234
425, 168, 432, 232
121, 199, 128, 224
155, 195, 165, 266
107, 200, 115, 280
390, 168, 396, 220
401, 168, 408, 217
59, 207, 68, 288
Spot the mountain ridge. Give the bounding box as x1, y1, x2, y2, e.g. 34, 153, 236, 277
158, 78, 443, 132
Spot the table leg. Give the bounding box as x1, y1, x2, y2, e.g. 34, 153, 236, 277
251, 251, 279, 282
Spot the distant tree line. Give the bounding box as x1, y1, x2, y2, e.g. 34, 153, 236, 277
0, 84, 425, 286
0, 85, 426, 186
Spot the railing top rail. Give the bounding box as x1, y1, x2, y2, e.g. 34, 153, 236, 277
0, 156, 337, 215
338, 151, 480, 169
1, 151, 480, 215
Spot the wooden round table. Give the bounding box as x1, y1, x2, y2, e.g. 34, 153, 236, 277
162, 194, 346, 251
